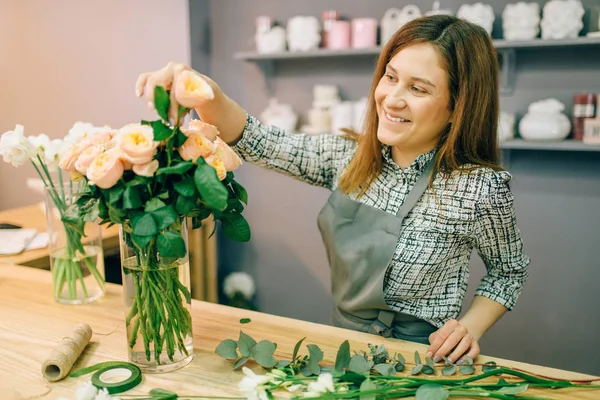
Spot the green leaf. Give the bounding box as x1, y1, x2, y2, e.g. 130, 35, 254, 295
414, 351, 422, 365
464, 355, 474, 366
122, 186, 142, 209
220, 213, 251, 242
442, 365, 457, 376
459, 365, 475, 375
292, 337, 305, 361
240, 318, 251, 324
175, 195, 197, 215
232, 180, 248, 204
415, 383, 449, 400
320, 365, 344, 378
145, 198, 166, 212
411, 364, 423, 375
275, 360, 291, 368
396, 353, 406, 364
174, 127, 188, 147
157, 161, 194, 176
174, 177, 197, 196
61, 206, 85, 235
307, 344, 323, 375
108, 186, 125, 205
82, 201, 100, 223
394, 362, 405, 372
194, 158, 228, 210
238, 331, 256, 358
300, 365, 313, 377
108, 205, 126, 223
233, 356, 250, 370
422, 365, 435, 375
426, 357, 435, 369
150, 120, 173, 141
152, 206, 178, 230
154, 86, 170, 122
340, 371, 366, 385
215, 339, 238, 360
148, 389, 177, 400
497, 384, 529, 395
349, 354, 371, 375
482, 361, 497, 372
335, 340, 351, 372
132, 213, 158, 236
157, 231, 186, 258
226, 198, 244, 213
373, 363, 395, 376
252, 340, 277, 368
359, 378, 377, 400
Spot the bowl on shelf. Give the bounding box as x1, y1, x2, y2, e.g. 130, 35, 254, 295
519, 98, 572, 141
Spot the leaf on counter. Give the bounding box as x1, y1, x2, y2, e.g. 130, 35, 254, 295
497, 384, 529, 395
459, 365, 475, 375
238, 331, 257, 357
442, 364, 457, 376
373, 363, 396, 376
335, 340, 351, 372
359, 378, 377, 400
252, 340, 277, 368
415, 383, 449, 400
414, 351, 422, 366
411, 364, 423, 375
240, 318, 251, 324
233, 356, 250, 370
292, 337, 305, 361
215, 339, 238, 360
483, 361, 498, 372
349, 354, 371, 375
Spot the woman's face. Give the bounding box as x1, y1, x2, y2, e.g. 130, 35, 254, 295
375, 43, 452, 157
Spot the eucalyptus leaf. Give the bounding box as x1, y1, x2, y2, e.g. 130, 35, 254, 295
497, 384, 529, 395
415, 383, 449, 400
426, 357, 435, 369
411, 364, 423, 375
240, 318, 251, 324
252, 340, 277, 368
482, 361, 498, 372
340, 371, 366, 385
148, 388, 178, 400
292, 337, 305, 361
464, 355, 474, 366
359, 378, 377, 400
300, 365, 313, 377
307, 344, 323, 363
459, 365, 475, 375
394, 362, 405, 372
349, 354, 371, 375
308, 359, 321, 376
276, 360, 291, 368
238, 331, 257, 357
422, 365, 435, 375
442, 365, 457, 376
233, 356, 250, 370
373, 363, 396, 376
335, 340, 351, 372
414, 351, 422, 366
215, 339, 238, 360
396, 353, 405, 365
154, 86, 170, 122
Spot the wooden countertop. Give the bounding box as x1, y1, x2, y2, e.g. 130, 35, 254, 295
0, 204, 119, 268
0, 265, 598, 399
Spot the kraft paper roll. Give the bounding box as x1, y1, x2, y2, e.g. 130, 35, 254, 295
41, 323, 93, 382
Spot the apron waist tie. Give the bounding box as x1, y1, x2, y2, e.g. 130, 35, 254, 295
367, 310, 395, 338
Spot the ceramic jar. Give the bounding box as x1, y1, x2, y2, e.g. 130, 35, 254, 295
519, 98, 572, 141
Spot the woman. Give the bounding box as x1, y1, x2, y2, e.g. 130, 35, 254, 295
136, 15, 530, 365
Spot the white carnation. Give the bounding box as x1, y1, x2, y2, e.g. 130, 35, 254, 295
223, 272, 255, 300
94, 388, 120, 400
74, 380, 98, 400
0, 124, 36, 167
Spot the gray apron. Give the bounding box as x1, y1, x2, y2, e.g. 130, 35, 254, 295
317, 158, 437, 344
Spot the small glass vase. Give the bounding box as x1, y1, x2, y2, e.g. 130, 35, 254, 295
44, 183, 105, 304
119, 217, 194, 373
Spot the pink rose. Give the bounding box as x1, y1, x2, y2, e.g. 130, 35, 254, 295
59, 139, 93, 172
174, 70, 215, 109
74, 145, 101, 175
86, 149, 125, 189
205, 154, 227, 181
132, 159, 159, 177
183, 119, 220, 142
117, 123, 158, 165
213, 137, 242, 171
178, 133, 214, 162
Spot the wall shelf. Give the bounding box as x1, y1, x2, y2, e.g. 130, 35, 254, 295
500, 139, 600, 152
235, 36, 600, 94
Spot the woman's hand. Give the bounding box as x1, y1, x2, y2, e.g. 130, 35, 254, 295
135, 62, 219, 123
426, 319, 480, 364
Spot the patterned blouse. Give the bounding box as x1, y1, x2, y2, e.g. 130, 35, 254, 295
233, 115, 530, 328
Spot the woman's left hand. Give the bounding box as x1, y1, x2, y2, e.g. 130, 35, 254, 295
426, 319, 480, 364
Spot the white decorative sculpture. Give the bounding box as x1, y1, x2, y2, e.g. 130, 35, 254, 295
502, 2, 540, 40
498, 112, 516, 142
457, 3, 495, 35
287, 16, 321, 52
260, 98, 298, 132
255, 26, 287, 54
519, 98, 572, 141
425, 1, 454, 16
540, 0, 584, 39
312, 85, 341, 108
381, 6, 422, 45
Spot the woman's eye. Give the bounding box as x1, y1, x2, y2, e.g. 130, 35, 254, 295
385, 74, 396, 82
411, 86, 427, 94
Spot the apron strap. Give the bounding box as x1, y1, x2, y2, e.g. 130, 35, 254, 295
396, 154, 436, 218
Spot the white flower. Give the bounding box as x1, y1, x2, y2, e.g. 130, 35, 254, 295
303, 373, 335, 398
239, 366, 271, 400
29, 134, 64, 169
223, 272, 255, 300
0, 124, 36, 167
94, 388, 120, 400
74, 380, 98, 400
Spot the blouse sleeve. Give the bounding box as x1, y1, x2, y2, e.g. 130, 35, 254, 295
232, 114, 355, 190
473, 171, 531, 310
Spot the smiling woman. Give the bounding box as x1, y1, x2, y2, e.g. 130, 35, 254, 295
135, 14, 529, 368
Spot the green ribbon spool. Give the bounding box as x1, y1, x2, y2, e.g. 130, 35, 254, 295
90, 363, 142, 394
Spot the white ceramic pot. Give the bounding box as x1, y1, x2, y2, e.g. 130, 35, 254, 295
519, 112, 571, 141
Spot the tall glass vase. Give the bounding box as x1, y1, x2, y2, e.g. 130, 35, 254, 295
119, 217, 194, 373
45, 183, 105, 304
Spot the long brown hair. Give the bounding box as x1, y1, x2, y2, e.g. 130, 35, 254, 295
339, 15, 502, 197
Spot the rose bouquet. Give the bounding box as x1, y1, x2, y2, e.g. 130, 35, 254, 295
0, 124, 106, 303
60, 84, 250, 371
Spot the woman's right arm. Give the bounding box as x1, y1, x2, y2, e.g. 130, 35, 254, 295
135, 62, 355, 189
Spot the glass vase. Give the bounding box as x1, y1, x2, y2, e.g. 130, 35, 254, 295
44, 182, 105, 304
119, 217, 194, 373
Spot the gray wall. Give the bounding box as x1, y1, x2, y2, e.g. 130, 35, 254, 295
189, 0, 600, 375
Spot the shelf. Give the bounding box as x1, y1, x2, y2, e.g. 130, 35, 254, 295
500, 139, 600, 152
234, 36, 600, 61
